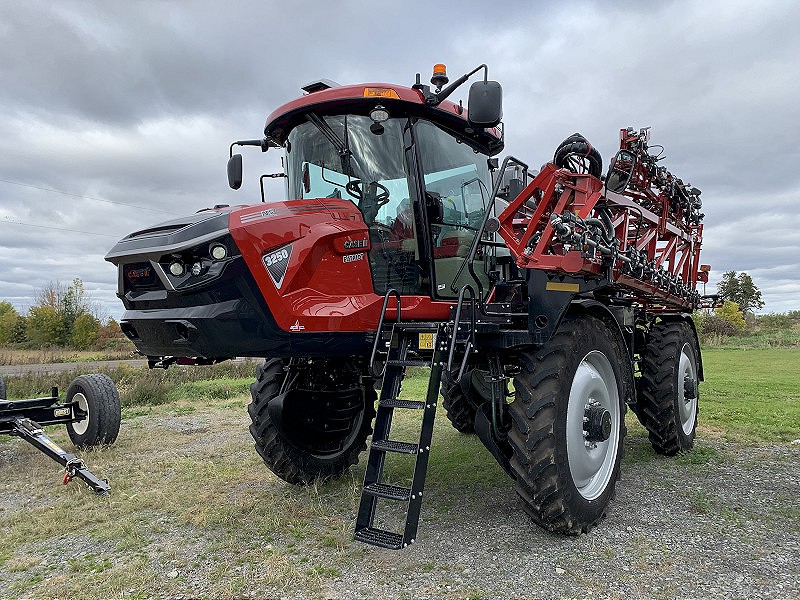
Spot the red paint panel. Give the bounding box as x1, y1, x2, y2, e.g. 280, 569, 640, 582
228, 199, 451, 333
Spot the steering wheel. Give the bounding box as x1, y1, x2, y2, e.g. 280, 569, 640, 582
345, 179, 390, 205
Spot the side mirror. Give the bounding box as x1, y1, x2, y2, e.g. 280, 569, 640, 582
227, 154, 243, 190
468, 80, 503, 128
605, 150, 635, 194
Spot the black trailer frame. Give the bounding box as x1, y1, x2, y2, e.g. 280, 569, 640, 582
0, 384, 111, 494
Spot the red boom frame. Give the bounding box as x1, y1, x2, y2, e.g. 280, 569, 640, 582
497, 129, 707, 312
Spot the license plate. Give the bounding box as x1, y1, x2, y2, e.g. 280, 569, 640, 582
418, 333, 434, 350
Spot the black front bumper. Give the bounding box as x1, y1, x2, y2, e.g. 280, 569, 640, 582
119, 259, 371, 359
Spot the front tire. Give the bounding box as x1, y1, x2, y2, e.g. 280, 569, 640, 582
248, 358, 376, 485
66, 374, 122, 448
508, 316, 627, 534
637, 320, 699, 455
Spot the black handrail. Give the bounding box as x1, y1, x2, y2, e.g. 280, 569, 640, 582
446, 285, 476, 383
451, 156, 530, 303
369, 289, 401, 378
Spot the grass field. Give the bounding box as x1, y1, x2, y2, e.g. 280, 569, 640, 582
0, 345, 135, 366
0, 348, 797, 597
699, 348, 800, 443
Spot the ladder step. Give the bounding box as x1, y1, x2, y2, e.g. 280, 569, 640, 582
371, 439, 418, 454
363, 482, 412, 501
379, 398, 425, 410
354, 527, 405, 550
386, 359, 429, 367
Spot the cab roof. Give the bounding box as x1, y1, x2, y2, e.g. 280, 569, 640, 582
263, 82, 504, 156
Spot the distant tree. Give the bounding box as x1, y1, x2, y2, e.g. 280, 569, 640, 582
26, 305, 67, 346
97, 318, 123, 342
21, 278, 100, 347
10, 314, 27, 343
714, 300, 746, 331
71, 313, 101, 349
0, 302, 18, 344
717, 271, 764, 315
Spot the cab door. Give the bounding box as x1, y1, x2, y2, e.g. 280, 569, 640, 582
414, 120, 493, 299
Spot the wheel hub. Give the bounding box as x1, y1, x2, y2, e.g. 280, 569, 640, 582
567, 350, 621, 501
683, 376, 697, 399
584, 401, 612, 443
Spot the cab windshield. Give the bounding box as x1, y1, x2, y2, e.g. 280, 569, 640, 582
287, 115, 425, 295
286, 115, 411, 227
285, 114, 493, 298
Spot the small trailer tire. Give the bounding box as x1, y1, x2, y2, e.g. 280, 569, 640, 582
66, 374, 122, 448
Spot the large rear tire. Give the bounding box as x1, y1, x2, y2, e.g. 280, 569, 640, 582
65, 374, 122, 448
508, 316, 627, 534
637, 320, 699, 455
248, 358, 376, 485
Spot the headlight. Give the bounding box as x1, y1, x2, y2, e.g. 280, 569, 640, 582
168, 261, 185, 277
210, 243, 228, 260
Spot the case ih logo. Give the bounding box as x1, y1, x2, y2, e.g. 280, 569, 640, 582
262, 243, 292, 289
344, 238, 367, 249
125, 266, 151, 280
241, 208, 277, 223
289, 320, 305, 331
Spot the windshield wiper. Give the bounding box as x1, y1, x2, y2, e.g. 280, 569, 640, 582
306, 113, 351, 166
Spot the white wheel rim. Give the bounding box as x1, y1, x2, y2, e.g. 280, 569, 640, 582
678, 343, 698, 435
72, 392, 89, 436
566, 350, 620, 500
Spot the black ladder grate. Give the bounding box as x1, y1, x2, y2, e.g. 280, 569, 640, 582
354, 321, 446, 550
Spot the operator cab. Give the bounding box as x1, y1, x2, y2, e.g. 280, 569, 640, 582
232, 64, 505, 302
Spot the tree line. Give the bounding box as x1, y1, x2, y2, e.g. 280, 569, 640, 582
0, 271, 793, 350
0, 278, 121, 350
699, 270, 799, 338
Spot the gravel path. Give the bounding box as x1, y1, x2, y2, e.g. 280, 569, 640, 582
1, 406, 797, 599
325, 441, 800, 599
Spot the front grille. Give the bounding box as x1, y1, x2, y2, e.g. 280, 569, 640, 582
123, 262, 162, 292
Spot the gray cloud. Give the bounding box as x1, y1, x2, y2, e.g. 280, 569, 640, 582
1, 0, 798, 319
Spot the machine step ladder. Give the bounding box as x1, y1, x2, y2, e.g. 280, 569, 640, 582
354, 321, 446, 549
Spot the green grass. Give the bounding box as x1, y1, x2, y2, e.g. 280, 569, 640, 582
699, 348, 800, 443
2, 360, 259, 406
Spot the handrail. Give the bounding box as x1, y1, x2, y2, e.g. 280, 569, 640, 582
451, 155, 530, 304
446, 285, 476, 383
368, 289, 401, 378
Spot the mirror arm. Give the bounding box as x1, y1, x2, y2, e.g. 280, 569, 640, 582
230, 139, 268, 157
429, 64, 488, 106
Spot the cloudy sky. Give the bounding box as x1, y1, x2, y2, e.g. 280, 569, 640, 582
1, 0, 798, 320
